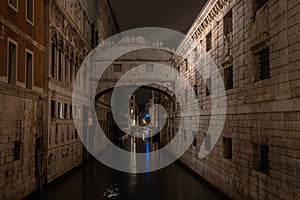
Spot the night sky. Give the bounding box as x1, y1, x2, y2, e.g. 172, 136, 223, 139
110, 0, 208, 33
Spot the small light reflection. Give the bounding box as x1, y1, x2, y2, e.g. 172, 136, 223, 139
129, 136, 138, 189
145, 139, 150, 182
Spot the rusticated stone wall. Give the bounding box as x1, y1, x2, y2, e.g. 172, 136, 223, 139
0, 84, 43, 199
173, 0, 300, 199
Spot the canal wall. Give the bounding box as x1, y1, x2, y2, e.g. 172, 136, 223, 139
174, 0, 300, 199
0, 83, 43, 200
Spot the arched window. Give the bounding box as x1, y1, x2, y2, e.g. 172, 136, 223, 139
70, 51, 74, 86
58, 40, 63, 81
51, 35, 57, 78
65, 46, 70, 85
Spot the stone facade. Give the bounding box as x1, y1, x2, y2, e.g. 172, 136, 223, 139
43, 0, 118, 184
173, 0, 300, 199
0, 0, 45, 199
0, 0, 117, 198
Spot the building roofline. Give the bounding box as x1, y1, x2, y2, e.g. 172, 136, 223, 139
106, 0, 121, 33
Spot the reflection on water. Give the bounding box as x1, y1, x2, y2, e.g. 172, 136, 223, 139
30, 130, 224, 200
129, 137, 137, 189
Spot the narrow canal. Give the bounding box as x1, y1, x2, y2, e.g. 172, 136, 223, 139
30, 135, 224, 200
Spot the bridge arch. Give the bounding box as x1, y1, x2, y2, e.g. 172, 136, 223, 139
95, 83, 176, 101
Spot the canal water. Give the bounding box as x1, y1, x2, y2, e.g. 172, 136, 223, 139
30, 135, 224, 200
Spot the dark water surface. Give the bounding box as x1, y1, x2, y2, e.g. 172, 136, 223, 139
31, 137, 224, 200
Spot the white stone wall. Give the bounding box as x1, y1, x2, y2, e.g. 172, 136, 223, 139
174, 0, 300, 199
43, 0, 118, 184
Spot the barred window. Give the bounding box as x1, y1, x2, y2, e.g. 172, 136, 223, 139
206, 32, 212, 52
113, 64, 122, 72
185, 59, 188, 71
205, 134, 211, 151
224, 10, 233, 35
146, 64, 154, 72
256, 48, 270, 80
224, 66, 233, 90
223, 137, 232, 159
254, 0, 268, 11
253, 144, 269, 175
193, 137, 197, 147
206, 78, 211, 96
194, 84, 198, 97
14, 141, 21, 161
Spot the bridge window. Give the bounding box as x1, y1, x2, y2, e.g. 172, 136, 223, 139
113, 64, 122, 72
146, 64, 154, 72
223, 137, 232, 159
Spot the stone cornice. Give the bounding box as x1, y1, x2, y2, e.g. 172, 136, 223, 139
175, 0, 229, 62
49, 24, 85, 61
0, 81, 42, 101
50, 0, 92, 53
0, 17, 45, 52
